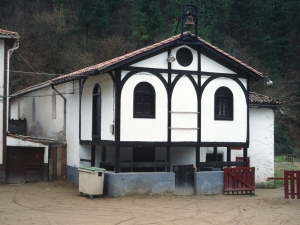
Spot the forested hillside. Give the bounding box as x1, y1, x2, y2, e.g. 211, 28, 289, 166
1, 0, 300, 157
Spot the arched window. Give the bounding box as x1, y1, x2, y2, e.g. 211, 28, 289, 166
32, 98, 36, 122
214, 87, 233, 120
133, 82, 155, 118
52, 92, 56, 119
92, 84, 101, 137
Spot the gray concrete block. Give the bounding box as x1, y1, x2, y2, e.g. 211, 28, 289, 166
194, 171, 224, 195
66, 165, 79, 184
104, 172, 175, 197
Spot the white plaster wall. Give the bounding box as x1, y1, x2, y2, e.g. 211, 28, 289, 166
233, 108, 274, 183
0, 40, 4, 96
66, 81, 80, 167
171, 75, 198, 141
129, 46, 237, 74
81, 74, 114, 141
201, 54, 235, 74
130, 45, 200, 72
10, 85, 65, 140
0, 40, 4, 164
7, 136, 49, 163
121, 72, 168, 141
201, 77, 247, 142
10, 99, 18, 119
131, 51, 169, 69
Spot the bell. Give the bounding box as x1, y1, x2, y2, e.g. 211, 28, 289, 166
185, 15, 195, 27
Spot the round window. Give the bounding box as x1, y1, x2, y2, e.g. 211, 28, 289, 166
176, 47, 193, 67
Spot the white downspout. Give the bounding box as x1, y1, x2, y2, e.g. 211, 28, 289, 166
6, 41, 19, 132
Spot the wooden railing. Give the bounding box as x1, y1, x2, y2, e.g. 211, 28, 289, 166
286, 154, 296, 162
284, 170, 300, 199
268, 170, 300, 199
224, 167, 255, 195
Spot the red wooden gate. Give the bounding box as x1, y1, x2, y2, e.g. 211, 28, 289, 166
284, 170, 300, 199
224, 167, 255, 194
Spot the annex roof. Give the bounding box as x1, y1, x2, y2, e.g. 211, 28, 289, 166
0, 28, 19, 39
249, 92, 283, 107
7, 133, 67, 146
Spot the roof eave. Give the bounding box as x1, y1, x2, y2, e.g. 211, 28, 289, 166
52, 40, 178, 85
11, 81, 52, 98
0, 35, 20, 40
249, 103, 283, 109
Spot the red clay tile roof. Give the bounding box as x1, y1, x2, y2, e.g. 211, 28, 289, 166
249, 92, 283, 106
51, 32, 263, 84
13, 32, 265, 96
198, 36, 262, 76
0, 28, 19, 38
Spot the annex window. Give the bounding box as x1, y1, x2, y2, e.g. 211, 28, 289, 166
17, 100, 20, 118
32, 98, 36, 122
92, 84, 101, 137
214, 87, 233, 120
52, 92, 56, 119
133, 82, 155, 118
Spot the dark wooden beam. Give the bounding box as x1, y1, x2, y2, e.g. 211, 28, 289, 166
100, 161, 115, 166
214, 147, 218, 161
120, 162, 170, 168
196, 147, 200, 171
91, 145, 95, 167
197, 161, 247, 168
243, 147, 248, 166
80, 159, 92, 162
167, 147, 170, 172
101, 145, 106, 161
115, 68, 121, 173
227, 147, 231, 162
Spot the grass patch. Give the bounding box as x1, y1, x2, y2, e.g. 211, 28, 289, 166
273, 159, 300, 187
274, 155, 289, 163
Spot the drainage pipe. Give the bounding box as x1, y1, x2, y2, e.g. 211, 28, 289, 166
6, 41, 19, 132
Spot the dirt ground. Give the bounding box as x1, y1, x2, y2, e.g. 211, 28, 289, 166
0, 180, 299, 225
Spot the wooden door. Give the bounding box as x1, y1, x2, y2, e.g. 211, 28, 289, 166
173, 164, 194, 195
49, 146, 67, 180
6, 147, 44, 184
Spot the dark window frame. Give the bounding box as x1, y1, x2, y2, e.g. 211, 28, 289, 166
92, 84, 101, 137
176, 47, 193, 67
214, 87, 233, 120
133, 82, 156, 118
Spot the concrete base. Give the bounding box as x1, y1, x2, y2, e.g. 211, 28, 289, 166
0, 164, 6, 184
66, 166, 226, 197
66, 165, 79, 184
104, 172, 175, 197
194, 171, 224, 195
